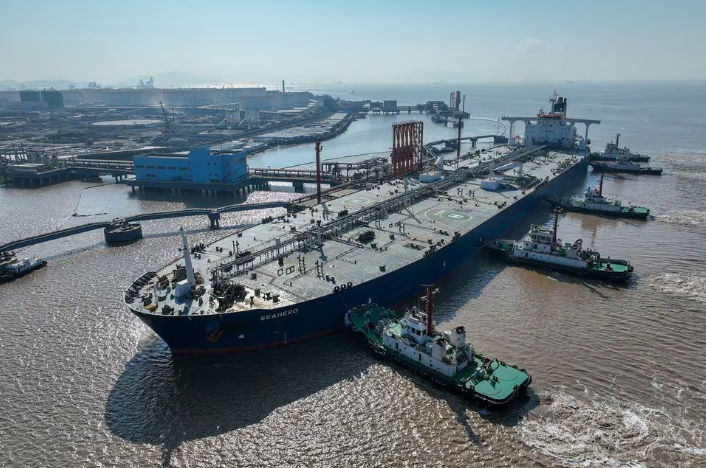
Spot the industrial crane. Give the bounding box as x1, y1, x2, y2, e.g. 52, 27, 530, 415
158, 101, 175, 133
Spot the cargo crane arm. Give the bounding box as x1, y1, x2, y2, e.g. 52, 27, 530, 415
159, 101, 175, 133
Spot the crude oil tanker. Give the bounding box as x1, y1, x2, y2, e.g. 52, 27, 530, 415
125, 145, 588, 353
124, 97, 595, 354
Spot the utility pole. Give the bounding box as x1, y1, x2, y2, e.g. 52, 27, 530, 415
456, 117, 463, 166
315, 141, 322, 204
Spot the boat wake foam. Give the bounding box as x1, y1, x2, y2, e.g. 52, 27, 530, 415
646, 272, 706, 305
516, 386, 705, 467
655, 210, 706, 226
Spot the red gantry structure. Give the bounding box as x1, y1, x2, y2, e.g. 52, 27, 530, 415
391, 121, 423, 177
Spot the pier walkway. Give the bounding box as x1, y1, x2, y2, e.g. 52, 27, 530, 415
425, 135, 506, 152
0, 201, 292, 252
1, 157, 342, 187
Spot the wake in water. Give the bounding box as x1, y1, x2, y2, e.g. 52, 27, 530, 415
517, 386, 705, 467
646, 272, 706, 304
660, 152, 706, 184
655, 210, 706, 226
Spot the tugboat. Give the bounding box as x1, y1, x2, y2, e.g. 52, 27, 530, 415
589, 133, 650, 162
0, 251, 47, 283
346, 286, 531, 407
549, 174, 650, 219
590, 152, 662, 175
486, 210, 633, 281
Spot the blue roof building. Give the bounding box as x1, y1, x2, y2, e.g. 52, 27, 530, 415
133, 146, 248, 184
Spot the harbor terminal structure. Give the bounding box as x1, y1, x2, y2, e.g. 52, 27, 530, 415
133, 147, 248, 184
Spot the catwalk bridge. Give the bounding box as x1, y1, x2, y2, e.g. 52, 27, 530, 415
0, 201, 293, 252
1, 157, 343, 188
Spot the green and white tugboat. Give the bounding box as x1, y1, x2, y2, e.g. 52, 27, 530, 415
589, 133, 650, 162
487, 210, 634, 281
590, 152, 662, 175
549, 174, 650, 219
346, 286, 531, 407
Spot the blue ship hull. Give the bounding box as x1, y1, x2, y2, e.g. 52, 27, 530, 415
132, 158, 588, 354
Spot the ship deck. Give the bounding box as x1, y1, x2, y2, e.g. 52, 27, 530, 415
128, 146, 582, 317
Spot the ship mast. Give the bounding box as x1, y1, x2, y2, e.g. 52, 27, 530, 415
551, 209, 560, 247
181, 227, 195, 287
425, 285, 435, 336
598, 173, 604, 197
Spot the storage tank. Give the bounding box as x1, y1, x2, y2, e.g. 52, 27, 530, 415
481, 179, 500, 191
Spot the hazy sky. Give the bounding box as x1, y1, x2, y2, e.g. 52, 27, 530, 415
2, 0, 705, 85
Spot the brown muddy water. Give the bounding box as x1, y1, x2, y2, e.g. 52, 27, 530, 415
1, 85, 705, 467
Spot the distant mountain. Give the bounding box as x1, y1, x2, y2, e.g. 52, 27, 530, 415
116, 71, 218, 88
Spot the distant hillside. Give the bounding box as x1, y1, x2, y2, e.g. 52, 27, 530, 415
0, 71, 219, 91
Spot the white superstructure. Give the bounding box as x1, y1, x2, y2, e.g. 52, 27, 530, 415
524, 94, 577, 148
502, 93, 601, 150
509, 224, 589, 269
567, 185, 622, 214
381, 310, 474, 378
600, 134, 647, 160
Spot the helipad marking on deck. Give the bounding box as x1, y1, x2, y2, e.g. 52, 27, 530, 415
442, 211, 471, 221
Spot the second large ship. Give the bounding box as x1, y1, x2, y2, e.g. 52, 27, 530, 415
125, 96, 597, 354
